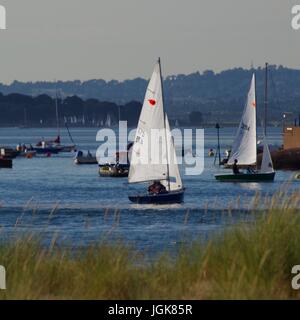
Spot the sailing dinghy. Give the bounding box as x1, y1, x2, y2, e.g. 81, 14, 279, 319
215, 74, 275, 182
128, 59, 184, 204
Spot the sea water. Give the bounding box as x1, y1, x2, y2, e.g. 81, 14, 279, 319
0, 127, 298, 255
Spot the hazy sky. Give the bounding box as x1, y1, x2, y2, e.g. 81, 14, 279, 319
0, 0, 299, 83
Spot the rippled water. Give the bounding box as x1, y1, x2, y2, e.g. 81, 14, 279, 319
0, 127, 298, 253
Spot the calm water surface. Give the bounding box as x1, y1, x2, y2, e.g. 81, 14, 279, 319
0, 127, 298, 254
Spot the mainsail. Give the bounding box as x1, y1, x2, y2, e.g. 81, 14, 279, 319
228, 74, 257, 166
128, 60, 182, 192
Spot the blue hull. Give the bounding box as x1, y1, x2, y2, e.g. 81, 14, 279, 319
33, 147, 60, 154
129, 190, 184, 204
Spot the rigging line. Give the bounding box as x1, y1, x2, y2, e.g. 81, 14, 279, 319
65, 121, 75, 145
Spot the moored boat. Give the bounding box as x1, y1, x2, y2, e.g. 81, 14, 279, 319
74, 151, 98, 165
33, 141, 61, 155
0, 147, 19, 159
99, 164, 129, 177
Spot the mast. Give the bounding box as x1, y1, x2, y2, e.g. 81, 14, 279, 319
55, 82, 60, 137
24, 107, 27, 127
254, 72, 258, 170
214, 123, 221, 166
264, 63, 268, 136
158, 57, 171, 191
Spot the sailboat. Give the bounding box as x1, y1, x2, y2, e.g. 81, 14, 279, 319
33, 90, 76, 154
128, 59, 184, 204
215, 73, 275, 182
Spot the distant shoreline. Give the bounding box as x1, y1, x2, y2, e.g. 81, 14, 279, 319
0, 123, 283, 129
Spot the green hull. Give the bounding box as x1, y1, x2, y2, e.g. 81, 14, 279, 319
215, 172, 275, 182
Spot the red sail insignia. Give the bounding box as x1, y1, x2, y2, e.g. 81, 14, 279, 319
148, 99, 156, 106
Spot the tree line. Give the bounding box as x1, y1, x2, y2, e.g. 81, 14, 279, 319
0, 93, 142, 127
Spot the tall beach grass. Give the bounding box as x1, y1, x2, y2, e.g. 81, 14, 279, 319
0, 190, 300, 300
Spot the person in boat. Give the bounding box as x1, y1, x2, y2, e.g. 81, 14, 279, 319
148, 181, 167, 195
87, 150, 92, 157
232, 159, 241, 175
208, 149, 215, 157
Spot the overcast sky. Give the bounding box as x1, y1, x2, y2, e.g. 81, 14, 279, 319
0, 0, 299, 83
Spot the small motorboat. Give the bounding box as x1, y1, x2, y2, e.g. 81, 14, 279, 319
99, 164, 129, 177
33, 138, 62, 154
0, 147, 19, 159
33, 146, 61, 154
74, 151, 98, 165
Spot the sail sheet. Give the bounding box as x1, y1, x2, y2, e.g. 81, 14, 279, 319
228, 74, 257, 166
128, 62, 169, 183
260, 136, 274, 173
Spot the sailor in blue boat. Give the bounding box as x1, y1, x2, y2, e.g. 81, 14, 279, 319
148, 181, 167, 195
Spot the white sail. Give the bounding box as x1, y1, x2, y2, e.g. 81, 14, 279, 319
128, 61, 169, 183
228, 74, 257, 166
161, 115, 183, 191
260, 136, 274, 173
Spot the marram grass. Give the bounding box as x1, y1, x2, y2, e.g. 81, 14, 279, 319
0, 191, 300, 300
